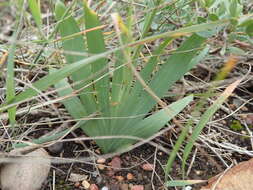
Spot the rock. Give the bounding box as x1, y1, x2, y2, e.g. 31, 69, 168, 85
96, 176, 103, 184
90, 184, 99, 190
144, 184, 152, 190
101, 186, 109, 190
74, 182, 80, 188
141, 163, 154, 171
82, 180, 90, 189
98, 164, 105, 170
69, 173, 88, 182
120, 183, 129, 190
245, 114, 253, 126
97, 158, 106, 164
115, 175, 124, 182
127, 173, 134, 180
131, 185, 144, 190
48, 142, 63, 154
109, 184, 120, 190
110, 156, 122, 171
0, 148, 50, 190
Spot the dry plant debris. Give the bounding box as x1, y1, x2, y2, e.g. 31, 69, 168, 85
0, 148, 50, 190
201, 158, 253, 190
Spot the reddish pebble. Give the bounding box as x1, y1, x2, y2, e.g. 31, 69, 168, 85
131, 185, 144, 190
106, 169, 115, 177
245, 114, 253, 125
115, 175, 124, 182
141, 163, 154, 171
74, 182, 80, 187
127, 173, 134, 180
90, 184, 99, 190
110, 156, 122, 171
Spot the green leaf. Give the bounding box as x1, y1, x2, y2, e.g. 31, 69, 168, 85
1, 20, 228, 111
183, 80, 241, 169
134, 95, 193, 138
28, 0, 42, 28
55, 0, 97, 113
6, 1, 25, 124
131, 37, 173, 97
229, 0, 238, 17
119, 34, 206, 130
83, 0, 110, 116
246, 22, 253, 37
110, 14, 133, 117
50, 68, 87, 119
166, 180, 204, 187
6, 38, 17, 125
107, 34, 207, 153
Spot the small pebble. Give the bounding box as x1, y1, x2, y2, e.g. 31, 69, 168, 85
115, 175, 124, 182
69, 173, 88, 182
48, 142, 63, 154
141, 163, 154, 171
183, 186, 192, 190
101, 186, 109, 190
96, 176, 103, 184
90, 184, 99, 190
98, 164, 105, 170
144, 184, 152, 190
97, 158, 106, 164
74, 182, 80, 188
195, 170, 203, 175
131, 185, 144, 190
127, 173, 134, 180
242, 106, 248, 111
120, 184, 129, 190
82, 180, 90, 189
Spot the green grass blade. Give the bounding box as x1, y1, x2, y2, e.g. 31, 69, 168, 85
50, 68, 87, 119
28, 0, 42, 28
111, 14, 133, 115
117, 34, 206, 135
83, 0, 110, 116
182, 80, 241, 170
134, 95, 193, 138
109, 95, 193, 152
166, 180, 204, 187
28, 0, 46, 39
165, 121, 191, 179
132, 0, 163, 60
131, 37, 173, 96
0, 50, 111, 111
0, 20, 229, 113
6, 1, 25, 124
6, 40, 17, 125
14, 120, 87, 148
55, 0, 97, 113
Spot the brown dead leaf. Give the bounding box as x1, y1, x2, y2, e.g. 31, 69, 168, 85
201, 158, 253, 190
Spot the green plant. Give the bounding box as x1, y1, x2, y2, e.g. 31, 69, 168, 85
1, 0, 243, 155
